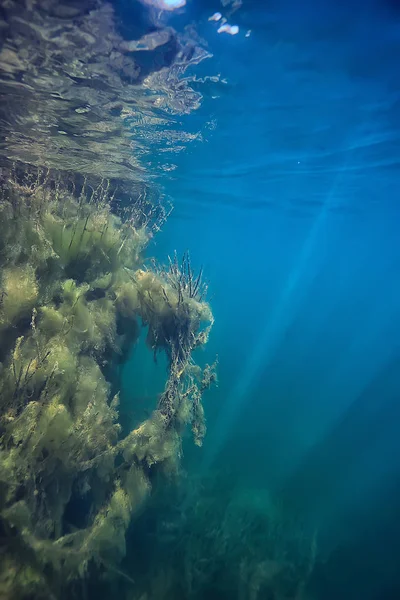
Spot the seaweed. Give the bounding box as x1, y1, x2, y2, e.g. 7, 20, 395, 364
0, 167, 216, 598
120, 473, 318, 600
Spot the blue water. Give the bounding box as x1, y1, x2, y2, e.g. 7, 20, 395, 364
123, 0, 400, 595
1, 0, 398, 596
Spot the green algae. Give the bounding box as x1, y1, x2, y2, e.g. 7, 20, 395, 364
0, 169, 216, 598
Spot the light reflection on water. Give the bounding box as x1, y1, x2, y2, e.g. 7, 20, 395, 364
0, 0, 215, 192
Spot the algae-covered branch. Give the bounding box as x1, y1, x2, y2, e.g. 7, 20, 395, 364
0, 169, 216, 598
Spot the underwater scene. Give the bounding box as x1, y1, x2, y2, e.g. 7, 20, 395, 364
1, 0, 400, 598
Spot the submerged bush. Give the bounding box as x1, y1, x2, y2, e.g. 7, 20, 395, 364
0, 169, 216, 598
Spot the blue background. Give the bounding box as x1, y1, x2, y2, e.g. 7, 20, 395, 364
123, 0, 400, 585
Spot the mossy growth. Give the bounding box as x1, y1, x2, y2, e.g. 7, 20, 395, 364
0, 168, 216, 597
0, 265, 39, 328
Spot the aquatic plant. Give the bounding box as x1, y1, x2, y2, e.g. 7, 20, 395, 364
121, 474, 317, 600
0, 167, 216, 598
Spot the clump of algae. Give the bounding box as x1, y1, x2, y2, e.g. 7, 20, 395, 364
0, 168, 216, 598
0, 266, 39, 326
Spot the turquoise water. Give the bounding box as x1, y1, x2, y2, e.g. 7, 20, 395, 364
131, 0, 400, 596
1, 0, 400, 598
157, 0, 400, 487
